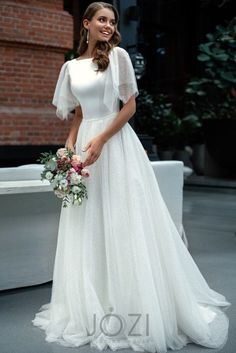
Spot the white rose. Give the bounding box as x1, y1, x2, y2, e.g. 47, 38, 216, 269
45, 171, 53, 180
55, 173, 63, 181
70, 173, 82, 185
72, 185, 81, 194
60, 179, 68, 188
54, 190, 66, 199
81, 168, 90, 178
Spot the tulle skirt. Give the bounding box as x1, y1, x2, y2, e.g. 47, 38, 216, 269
32, 112, 231, 352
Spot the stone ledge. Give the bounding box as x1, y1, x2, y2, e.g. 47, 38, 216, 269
0, 179, 52, 194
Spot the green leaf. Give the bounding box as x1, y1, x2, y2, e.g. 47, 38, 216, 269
206, 33, 214, 41
212, 47, 225, 55
183, 115, 201, 127
220, 71, 236, 83
185, 88, 195, 94
219, 34, 235, 43
205, 68, 215, 77
213, 53, 229, 61
197, 53, 210, 61
196, 91, 206, 96
188, 80, 202, 86
199, 43, 213, 55
216, 82, 225, 89
205, 61, 214, 67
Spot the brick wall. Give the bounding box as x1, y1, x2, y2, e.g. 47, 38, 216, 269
0, 0, 74, 147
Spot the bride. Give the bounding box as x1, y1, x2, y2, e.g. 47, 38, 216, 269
32, 2, 231, 352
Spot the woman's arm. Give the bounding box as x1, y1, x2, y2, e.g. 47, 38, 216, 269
65, 106, 83, 152
82, 96, 136, 167
100, 95, 136, 143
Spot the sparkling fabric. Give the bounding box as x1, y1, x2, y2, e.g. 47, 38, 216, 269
32, 46, 231, 353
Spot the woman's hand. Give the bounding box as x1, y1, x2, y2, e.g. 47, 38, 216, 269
82, 135, 105, 167
65, 140, 75, 153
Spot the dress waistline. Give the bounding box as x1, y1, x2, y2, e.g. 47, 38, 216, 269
83, 111, 119, 121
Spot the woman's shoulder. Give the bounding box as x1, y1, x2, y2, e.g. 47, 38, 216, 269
60, 58, 78, 69
66, 58, 79, 67
111, 47, 130, 60
110, 46, 129, 57
57, 59, 70, 74
58, 58, 79, 75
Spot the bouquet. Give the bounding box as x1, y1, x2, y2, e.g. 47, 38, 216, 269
38, 148, 90, 207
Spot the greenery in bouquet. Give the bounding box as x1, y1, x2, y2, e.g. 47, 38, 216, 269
38, 148, 90, 208
185, 17, 236, 120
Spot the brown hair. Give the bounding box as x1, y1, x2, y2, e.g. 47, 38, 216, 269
78, 2, 121, 72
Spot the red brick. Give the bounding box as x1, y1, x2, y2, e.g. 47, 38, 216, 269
0, 0, 74, 146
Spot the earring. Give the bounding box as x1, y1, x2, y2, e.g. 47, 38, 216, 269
86, 30, 89, 44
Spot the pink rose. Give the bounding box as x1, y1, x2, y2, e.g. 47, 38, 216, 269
71, 154, 82, 169
72, 154, 81, 163
81, 168, 90, 178
56, 148, 67, 158
61, 155, 70, 162
74, 166, 83, 174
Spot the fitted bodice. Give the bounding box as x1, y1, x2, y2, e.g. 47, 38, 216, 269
52, 46, 138, 121
69, 58, 119, 120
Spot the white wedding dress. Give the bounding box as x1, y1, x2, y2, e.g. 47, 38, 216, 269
32, 47, 231, 353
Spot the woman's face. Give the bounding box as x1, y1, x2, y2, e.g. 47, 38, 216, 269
84, 8, 116, 43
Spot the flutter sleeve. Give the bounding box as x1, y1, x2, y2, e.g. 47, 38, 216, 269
103, 47, 139, 110
52, 61, 80, 120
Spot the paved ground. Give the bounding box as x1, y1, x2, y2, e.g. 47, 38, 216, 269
0, 186, 235, 353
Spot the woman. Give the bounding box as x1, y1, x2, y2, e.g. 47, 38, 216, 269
32, 2, 231, 352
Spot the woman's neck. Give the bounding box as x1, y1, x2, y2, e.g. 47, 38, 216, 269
86, 41, 96, 57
